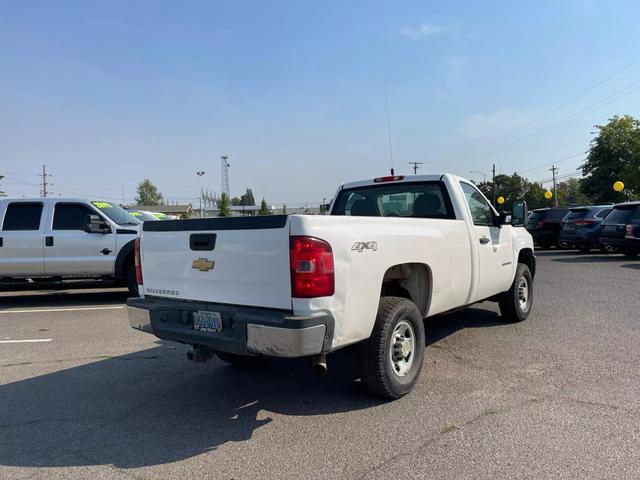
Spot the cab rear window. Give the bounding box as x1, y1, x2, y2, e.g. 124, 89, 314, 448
332, 182, 455, 219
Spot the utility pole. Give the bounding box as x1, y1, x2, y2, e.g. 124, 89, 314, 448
550, 165, 559, 207
39, 165, 50, 198
196, 171, 206, 218
492, 163, 496, 207
408, 161, 423, 174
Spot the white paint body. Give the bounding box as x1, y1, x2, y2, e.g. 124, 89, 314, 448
0, 198, 138, 279
138, 174, 534, 352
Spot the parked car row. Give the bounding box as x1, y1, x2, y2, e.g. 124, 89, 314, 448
526, 201, 640, 257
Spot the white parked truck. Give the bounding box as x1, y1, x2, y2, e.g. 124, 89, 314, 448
0, 198, 141, 295
128, 174, 535, 398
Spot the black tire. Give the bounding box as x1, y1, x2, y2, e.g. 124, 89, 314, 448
215, 351, 262, 367
126, 265, 139, 297
499, 263, 533, 322
622, 249, 639, 258
359, 297, 425, 400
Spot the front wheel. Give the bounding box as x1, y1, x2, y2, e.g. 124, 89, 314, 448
359, 297, 425, 400
499, 263, 533, 322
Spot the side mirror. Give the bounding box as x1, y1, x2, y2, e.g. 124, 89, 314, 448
511, 200, 528, 227
85, 214, 111, 234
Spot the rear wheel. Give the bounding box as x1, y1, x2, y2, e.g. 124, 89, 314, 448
499, 263, 533, 322
359, 297, 425, 399
622, 249, 639, 258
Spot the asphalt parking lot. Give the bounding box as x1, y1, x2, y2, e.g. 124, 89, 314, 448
1, 251, 639, 480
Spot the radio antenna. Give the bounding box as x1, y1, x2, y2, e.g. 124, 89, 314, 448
384, 71, 395, 175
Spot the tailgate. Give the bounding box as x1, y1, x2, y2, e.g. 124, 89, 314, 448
140, 216, 292, 310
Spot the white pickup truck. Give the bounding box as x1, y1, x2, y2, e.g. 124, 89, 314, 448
0, 198, 141, 295
128, 174, 535, 398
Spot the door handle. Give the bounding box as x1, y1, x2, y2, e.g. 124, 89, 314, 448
45, 236, 54, 247
100, 248, 112, 255
479, 235, 490, 245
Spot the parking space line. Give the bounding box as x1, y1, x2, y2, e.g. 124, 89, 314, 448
0, 306, 125, 314
0, 339, 53, 343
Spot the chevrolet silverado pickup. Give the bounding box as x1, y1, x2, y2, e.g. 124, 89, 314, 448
128, 174, 535, 398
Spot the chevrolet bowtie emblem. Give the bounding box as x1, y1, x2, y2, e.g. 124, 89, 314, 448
192, 258, 215, 272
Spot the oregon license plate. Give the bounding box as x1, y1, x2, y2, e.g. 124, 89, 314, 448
193, 310, 222, 333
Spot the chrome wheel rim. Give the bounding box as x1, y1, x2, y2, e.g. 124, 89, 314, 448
389, 320, 415, 377
518, 276, 529, 311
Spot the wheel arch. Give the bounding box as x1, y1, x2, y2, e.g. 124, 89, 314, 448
114, 239, 136, 279
517, 248, 536, 278
380, 262, 432, 317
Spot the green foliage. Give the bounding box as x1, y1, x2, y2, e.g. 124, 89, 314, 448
218, 192, 230, 217
135, 179, 163, 206
258, 198, 271, 215
230, 196, 241, 206
282, 204, 287, 215
582, 115, 640, 202
241, 188, 256, 206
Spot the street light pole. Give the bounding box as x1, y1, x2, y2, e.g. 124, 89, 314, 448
196, 171, 206, 218
469, 170, 487, 183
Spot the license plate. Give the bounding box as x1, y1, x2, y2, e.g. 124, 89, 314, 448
193, 310, 223, 333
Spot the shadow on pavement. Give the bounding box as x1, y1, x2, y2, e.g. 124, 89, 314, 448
0, 289, 129, 311
552, 255, 626, 264
621, 263, 640, 270
0, 306, 505, 469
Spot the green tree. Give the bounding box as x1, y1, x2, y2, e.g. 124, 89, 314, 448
476, 173, 529, 209
135, 179, 163, 206
231, 196, 241, 206
240, 188, 256, 206
282, 204, 287, 215
582, 115, 640, 202
258, 198, 270, 215
556, 177, 590, 206
218, 192, 230, 217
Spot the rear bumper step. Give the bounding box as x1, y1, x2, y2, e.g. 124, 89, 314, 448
127, 297, 334, 358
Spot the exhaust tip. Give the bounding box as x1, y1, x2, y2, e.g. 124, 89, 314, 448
312, 353, 327, 375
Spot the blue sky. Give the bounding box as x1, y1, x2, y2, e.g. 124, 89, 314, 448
2, 0, 639, 206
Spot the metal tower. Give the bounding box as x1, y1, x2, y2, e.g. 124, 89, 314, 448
221, 155, 230, 198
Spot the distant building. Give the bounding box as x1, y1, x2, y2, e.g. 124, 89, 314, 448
135, 204, 193, 218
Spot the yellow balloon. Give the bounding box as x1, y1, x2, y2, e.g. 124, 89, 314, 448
613, 181, 624, 192
544, 190, 553, 200
497, 196, 505, 205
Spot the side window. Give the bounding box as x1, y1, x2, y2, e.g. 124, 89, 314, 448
595, 208, 612, 219
460, 183, 494, 226
2, 203, 44, 231
53, 203, 96, 230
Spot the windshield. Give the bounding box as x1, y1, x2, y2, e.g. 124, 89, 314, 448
127, 210, 159, 222
91, 201, 140, 225
332, 182, 455, 219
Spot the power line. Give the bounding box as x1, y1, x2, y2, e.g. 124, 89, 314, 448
439, 56, 640, 164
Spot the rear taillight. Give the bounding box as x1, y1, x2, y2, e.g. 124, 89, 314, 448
536, 220, 545, 228
134, 238, 143, 285
574, 220, 595, 226
290, 236, 334, 298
